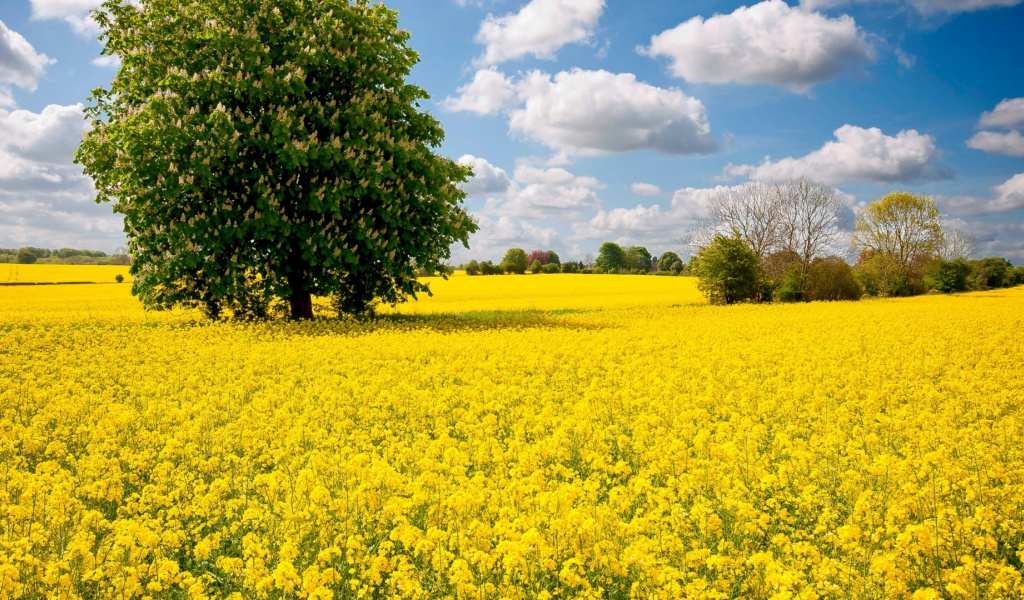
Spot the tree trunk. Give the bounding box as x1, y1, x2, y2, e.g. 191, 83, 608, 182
290, 291, 314, 320
288, 251, 314, 320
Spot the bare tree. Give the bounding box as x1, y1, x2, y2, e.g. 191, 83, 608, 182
584, 253, 595, 268
776, 178, 847, 267
694, 181, 782, 259
112, 247, 132, 266
688, 178, 846, 266
938, 229, 977, 261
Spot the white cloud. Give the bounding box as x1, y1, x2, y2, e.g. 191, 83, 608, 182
453, 214, 564, 262
457, 155, 512, 196
940, 173, 1024, 216
571, 184, 738, 243
631, 182, 662, 196
966, 130, 1024, 157
91, 54, 120, 69
641, 0, 874, 93
474, 0, 605, 66
509, 68, 717, 156
496, 165, 603, 219
895, 47, 916, 70
801, 0, 1021, 15
977, 97, 1024, 129
724, 124, 950, 185
0, 103, 125, 249
0, 19, 55, 107
29, 0, 102, 36
441, 67, 516, 115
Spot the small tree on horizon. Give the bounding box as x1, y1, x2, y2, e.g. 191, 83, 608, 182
596, 242, 626, 273
502, 248, 529, 274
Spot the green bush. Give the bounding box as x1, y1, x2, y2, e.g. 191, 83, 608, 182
925, 259, 971, 293
804, 257, 862, 301
16, 249, 37, 264
694, 234, 759, 305
115, 274, 125, 283
971, 257, 1011, 289
464, 260, 480, 276
775, 265, 805, 303
540, 263, 560, 274
530, 260, 542, 274
561, 262, 578, 273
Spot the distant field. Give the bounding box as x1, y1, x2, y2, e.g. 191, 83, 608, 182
0, 263, 131, 284
2, 277, 1023, 598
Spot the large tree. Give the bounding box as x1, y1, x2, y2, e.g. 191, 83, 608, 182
77, 0, 476, 319
852, 192, 941, 274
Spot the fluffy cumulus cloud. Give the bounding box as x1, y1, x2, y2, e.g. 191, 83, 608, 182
0, 104, 123, 249
441, 67, 516, 115
444, 68, 717, 157
29, 0, 102, 35
977, 97, 1024, 129
631, 182, 662, 196
457, 155, 512, 197
966, 131, 1024, 157
474, 0, 605, 66
641, 0, 874, 93
0, 19, 55, 107
452, 215, 564, 262
725, 125, 950, 185
494, 165, 604, 219
571, 185, 736, 244
940, 173, 1024, 216
800, 0, 1021, 15
509, 68, 717, 156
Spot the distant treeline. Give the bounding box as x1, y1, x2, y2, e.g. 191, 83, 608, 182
458, 245, 685, 276
0, 247, 131, 265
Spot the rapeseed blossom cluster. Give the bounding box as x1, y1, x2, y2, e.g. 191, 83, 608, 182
1, 275, 1022, 599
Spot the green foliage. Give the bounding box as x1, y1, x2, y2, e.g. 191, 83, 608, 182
671, 261, 683, 275
925, 259, 971, 293
851, 191, 942, 298
971, 257, 1011, 289
657, 251, 681, 272
694, 234, 759, 305
530, 260, 542, 274
464, 260, 480, 276
20, 247, 51, 259
57, 248, 107, 259
624, 246, 653, 272
1012, 266, 1024, 286
17, 249, 37, 264
776, 265, 805, 303
479, 260, 502, 275
596, 242, 625, 273
804, 257, 862, 301
540, 263, 559, 274
115, 274, 125, 283
77, 0, 476, 319
560, 262, 578, 273
502, 248, 529, 274
546, 250, 560, 266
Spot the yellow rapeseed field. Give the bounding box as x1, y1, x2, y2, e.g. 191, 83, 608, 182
1, 276, 1023, 599
0, 264, 131, 284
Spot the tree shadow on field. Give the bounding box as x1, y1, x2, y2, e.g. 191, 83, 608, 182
281, 308, 609, 339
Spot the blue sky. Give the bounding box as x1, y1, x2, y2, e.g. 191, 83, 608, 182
1, 0, 1022, 261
